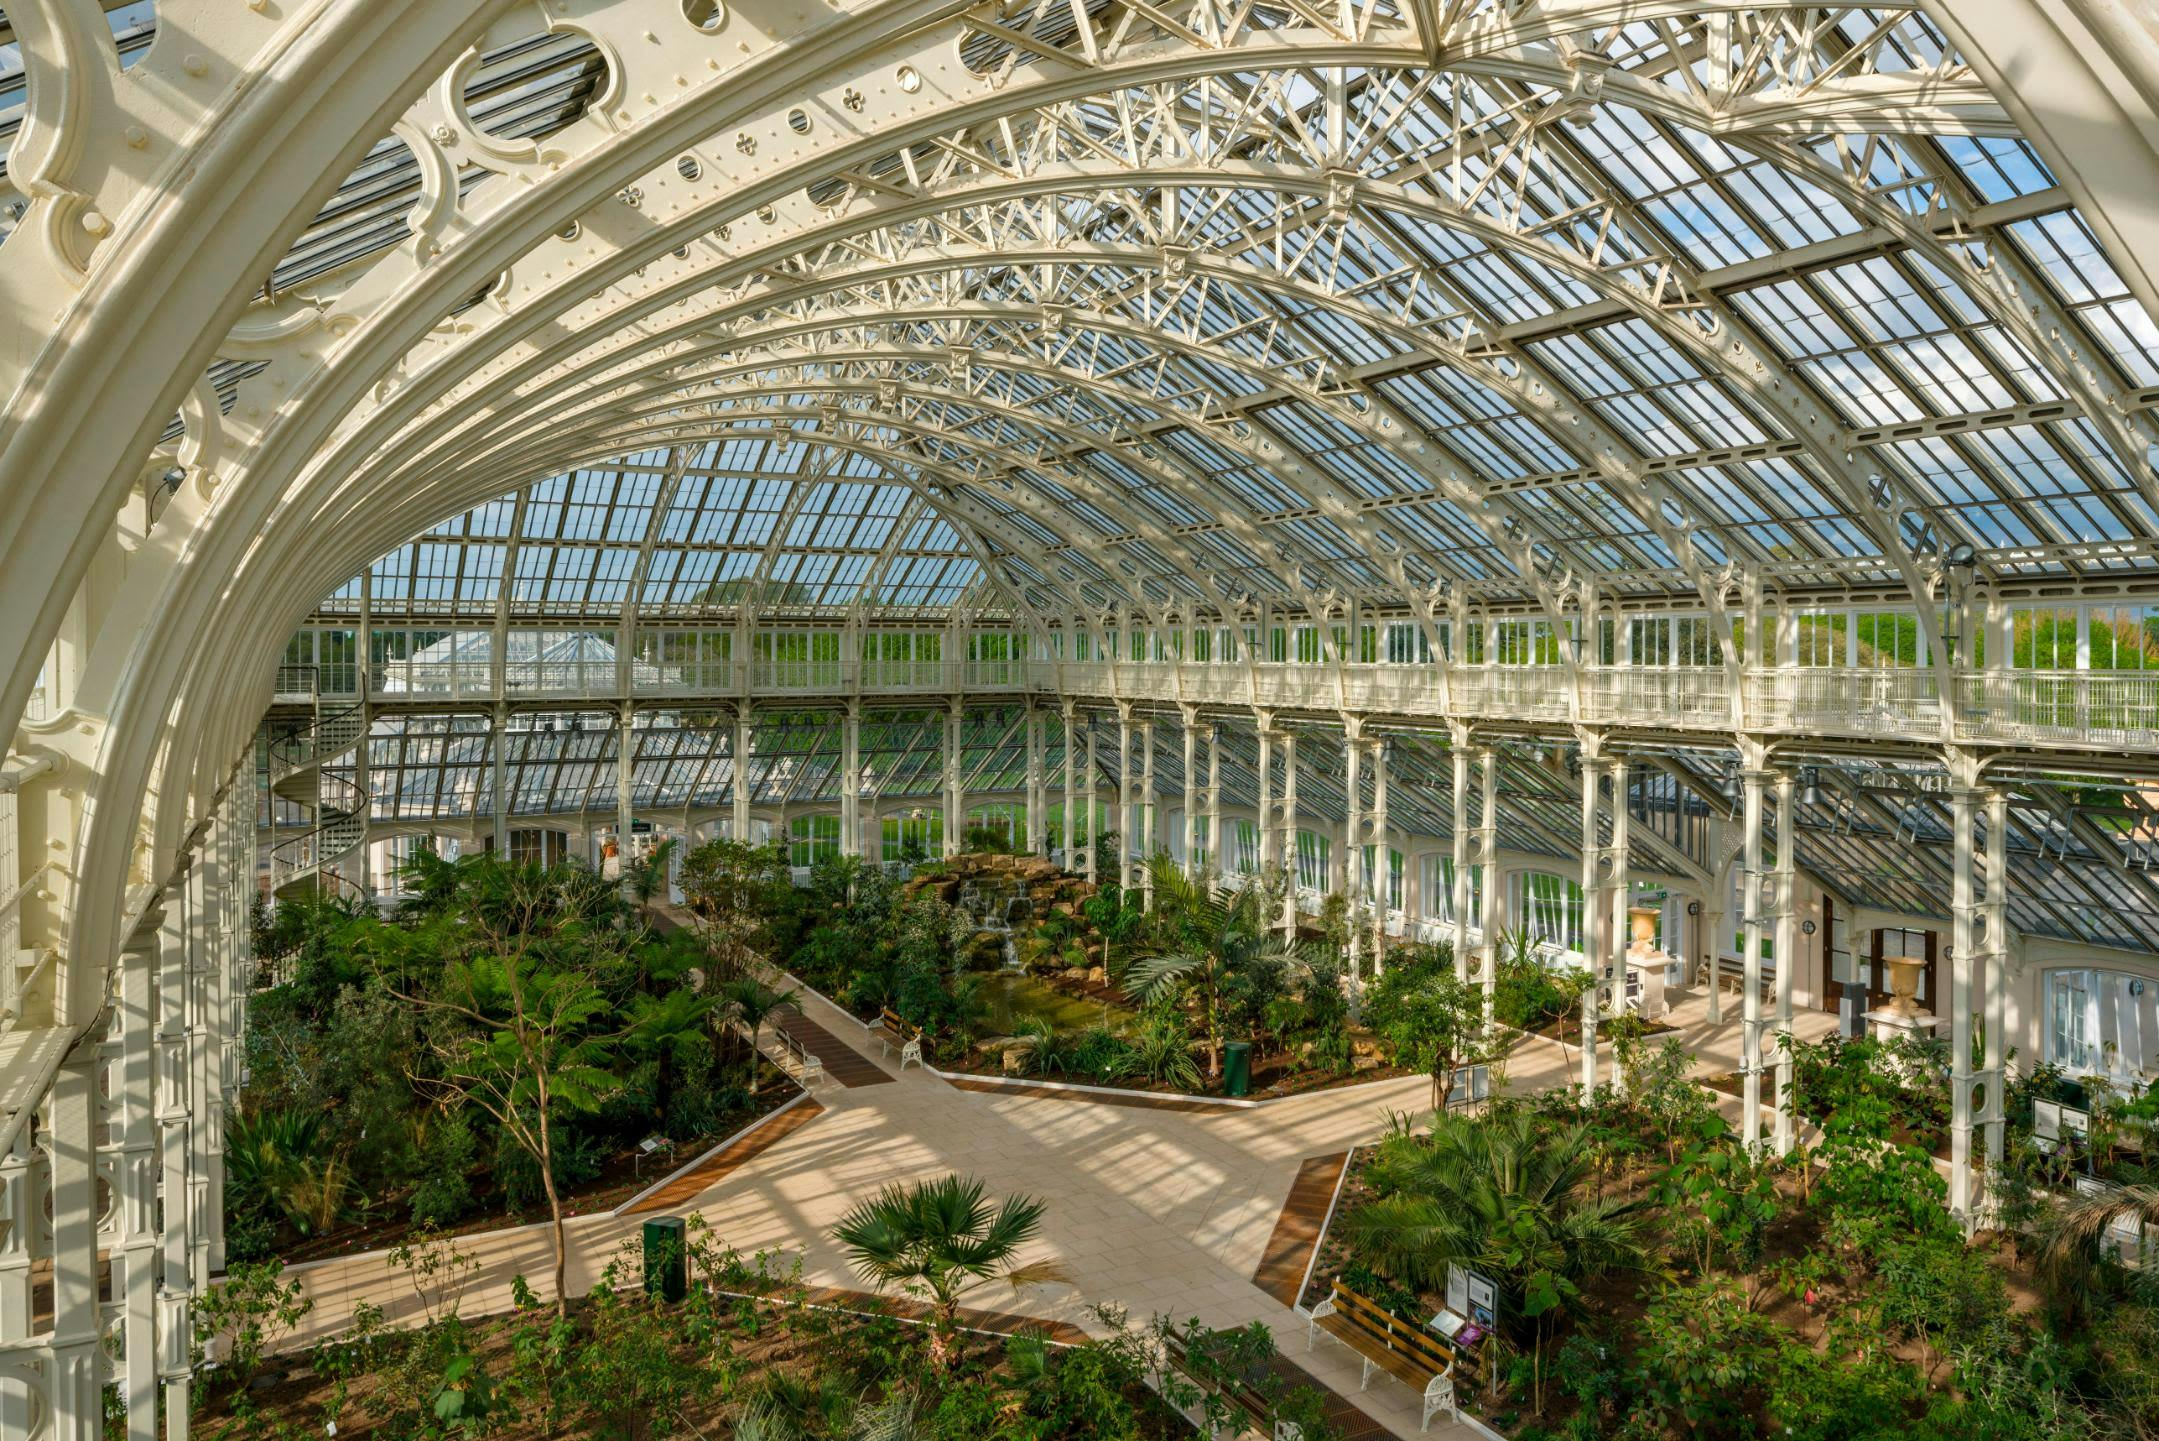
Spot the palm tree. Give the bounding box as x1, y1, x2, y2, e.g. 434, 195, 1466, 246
1124, 859, 1302, 1080
2041, 1180, 2159, 1275
1341, 1109, 1648, 1404
717, 976, 798, 1076
832, 1175, 1071, 1368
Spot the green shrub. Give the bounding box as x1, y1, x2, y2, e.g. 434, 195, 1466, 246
408, 1111, 479, 1228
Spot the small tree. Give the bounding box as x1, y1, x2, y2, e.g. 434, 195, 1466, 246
1364, 942, 1494, 1111
625, 836, 678, 905
402, 949, 627, 1316
833, 1175, 1071, 1368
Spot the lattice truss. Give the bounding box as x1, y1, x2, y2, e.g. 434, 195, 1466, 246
13, 5, 2159, 1440
127, 0, 2159, 654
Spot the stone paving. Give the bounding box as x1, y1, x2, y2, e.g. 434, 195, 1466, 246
274, 983, 1837, 1439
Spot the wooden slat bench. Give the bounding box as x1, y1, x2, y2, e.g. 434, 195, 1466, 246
1306, 1281, 1457, 1432
874, 1007, 926, 1071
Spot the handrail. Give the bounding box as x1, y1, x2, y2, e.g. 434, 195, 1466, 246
267, 699, 366, 773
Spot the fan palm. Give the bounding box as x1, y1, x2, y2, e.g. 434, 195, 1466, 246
832, 1175, 1071, 1368
2041, 1180, 2159, 1274
1124, 859, 1303, 1080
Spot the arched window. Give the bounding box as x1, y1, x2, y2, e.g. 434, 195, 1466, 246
1417, 855, 1480, 923
1294, 830, 1330, 892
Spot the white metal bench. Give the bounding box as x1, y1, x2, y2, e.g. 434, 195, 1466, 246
876, 1008, 926, 1071
1307, 1282, 1459, 1432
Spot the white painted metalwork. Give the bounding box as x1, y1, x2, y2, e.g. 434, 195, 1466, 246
9, 2, 2159, 1429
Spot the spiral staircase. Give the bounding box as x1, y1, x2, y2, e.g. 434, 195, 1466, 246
265, 693, 368, 901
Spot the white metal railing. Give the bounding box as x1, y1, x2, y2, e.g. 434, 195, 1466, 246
272, 664, 319, 703
1744, 666, 1945, 736
267, 702, 366, 778
1955, 669, 2159, 748
374, 657, 494, 699
337, 644, 2159, 753
267, 770, 367, 892
502, 657, 622, 697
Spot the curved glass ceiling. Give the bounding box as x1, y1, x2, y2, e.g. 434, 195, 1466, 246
320, 440, 994, 622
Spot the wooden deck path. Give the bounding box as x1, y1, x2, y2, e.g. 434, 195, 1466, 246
1250, 1150, 1350, 1305
774, 1011, 895, 1087
619, 1099, 827, 1215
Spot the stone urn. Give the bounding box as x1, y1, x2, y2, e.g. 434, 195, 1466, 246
1628, 905, 1661, 955
1882, 955, 1927, 1019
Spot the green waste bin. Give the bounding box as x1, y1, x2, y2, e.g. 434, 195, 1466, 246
642, 1217, 687, 1304
1223, 1041, 1252, 1098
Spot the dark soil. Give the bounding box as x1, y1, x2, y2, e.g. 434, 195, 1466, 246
197, 1282, 1186, 1441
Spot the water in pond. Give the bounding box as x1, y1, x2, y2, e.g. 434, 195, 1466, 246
976, 972, 1137, 1035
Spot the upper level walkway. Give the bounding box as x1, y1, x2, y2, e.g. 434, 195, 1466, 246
279, 652, 2159, 760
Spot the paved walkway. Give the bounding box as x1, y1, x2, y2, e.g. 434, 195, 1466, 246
273, 984, 1836, 1439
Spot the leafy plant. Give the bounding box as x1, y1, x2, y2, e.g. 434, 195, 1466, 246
1364, 940, 1495, 1110
832, 1174, 1071, 1369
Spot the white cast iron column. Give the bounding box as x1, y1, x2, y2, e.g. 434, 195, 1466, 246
1204, 723, 1221, 884
1982, 785, 2010, 1171
1477, 745, 1501, 1016
1739, 760, 1771, 1153
1179, 705, 1199, 877
1280, 730, 1300, 936
1061, 703, 1077, 870
944, 699, 964, 858
1082, 722, 1098, 886
840, 704, 862, 859
1450, 725, 1471, 981
732, 703, 753, 844
1344, 719, 1365, 987
1139, 718, 1156, 906
1949, 753, 1981, 1219
1023, 707, 1044, 857
1368, 736, 1388, 966
1771, 770, 1798, 1156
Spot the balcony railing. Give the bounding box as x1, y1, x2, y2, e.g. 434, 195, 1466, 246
351, 647, 2159, 753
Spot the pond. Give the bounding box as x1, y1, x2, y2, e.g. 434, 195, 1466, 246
975, 971, 1138, 1035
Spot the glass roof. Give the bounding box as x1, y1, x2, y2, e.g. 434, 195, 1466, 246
204, 7, 2157, 621
322, 440, 995, 622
